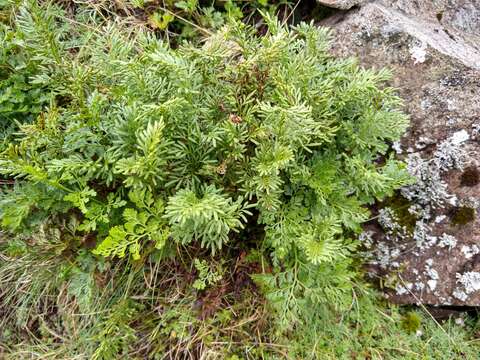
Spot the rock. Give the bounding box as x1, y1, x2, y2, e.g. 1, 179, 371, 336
316, 0, 363, 10
384, 0, 480, 36
322, 1, 480, 306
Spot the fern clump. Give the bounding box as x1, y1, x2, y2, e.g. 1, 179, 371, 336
0, 4, 414, 340
0, 7, 410, 267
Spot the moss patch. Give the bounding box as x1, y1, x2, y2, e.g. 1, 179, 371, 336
382, 194, 418, 233
401, 311, 421, 334
450, 206, 476, 226
460, 166, 480, 187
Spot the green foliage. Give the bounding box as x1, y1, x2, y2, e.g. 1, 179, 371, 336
0, 1, 59, 145
0, 5, 412, 268
92, 300, 139, 360
131, 0, 280, 40
193, 258, 223, 290
165, 185, 251, 252
93, 188, 167, 259
277, 285, 480, 359
2, 237, 479, 359
4, 3, 469, 360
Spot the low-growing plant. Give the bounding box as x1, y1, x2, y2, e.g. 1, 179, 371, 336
0, 0, 413, 338
4, 2, 476, 359
193, 258, 223, 290
0, 1, 59, 146
0, 0, 298, 151
0, 4, 411, 260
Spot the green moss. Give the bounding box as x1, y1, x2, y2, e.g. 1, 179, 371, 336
401, 311, 421, 334
451, 206, 476, 226
382, 194, 418, 233
460, 166, 480, 187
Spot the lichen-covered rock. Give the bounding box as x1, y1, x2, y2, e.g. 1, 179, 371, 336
316, 0, 363, 10
385, 0, 480, 37
322, 0, 480, 305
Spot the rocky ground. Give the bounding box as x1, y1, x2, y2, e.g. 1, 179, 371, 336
318, 0, 480, 306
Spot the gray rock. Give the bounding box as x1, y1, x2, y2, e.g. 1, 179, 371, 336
384, 0, 480, 36
316, 0, 363, 10
322, 1, 480, 306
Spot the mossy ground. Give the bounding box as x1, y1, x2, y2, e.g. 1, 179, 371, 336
382, 193, 418, 234
451, 206, 476, 226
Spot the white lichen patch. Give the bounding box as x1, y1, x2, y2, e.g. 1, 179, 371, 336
420, 99, 431, 111
415, 282, 425, 291
423, 260, 440, 293
410, 42, 427, 64
359, 230, 374, 248
377, 207, 409, 242
472, 123, 480, 141
452, 288, 468, 301
433, 136, 466, 171
425, 266, 438, 280
434, 215, 447, 223
371, 241, 402, 269
450, 129, 470, 145
415, 136, 434, 150
395, 282, 413, 295
446, 116, 458, 126
378, 208, 400, 232
408, 204, 430, 221
456, 272, 480, 294
426, 268, 438, 279
437, 233, 457, 250
392, 141, 403, 154
395, 133, 469, 246
460, 244, 480, 259
446, 99, 457, 111
401, 154, 452, 209
413, 221, 437, 249
371, 128, 475, 302
427, 279, 437, 291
